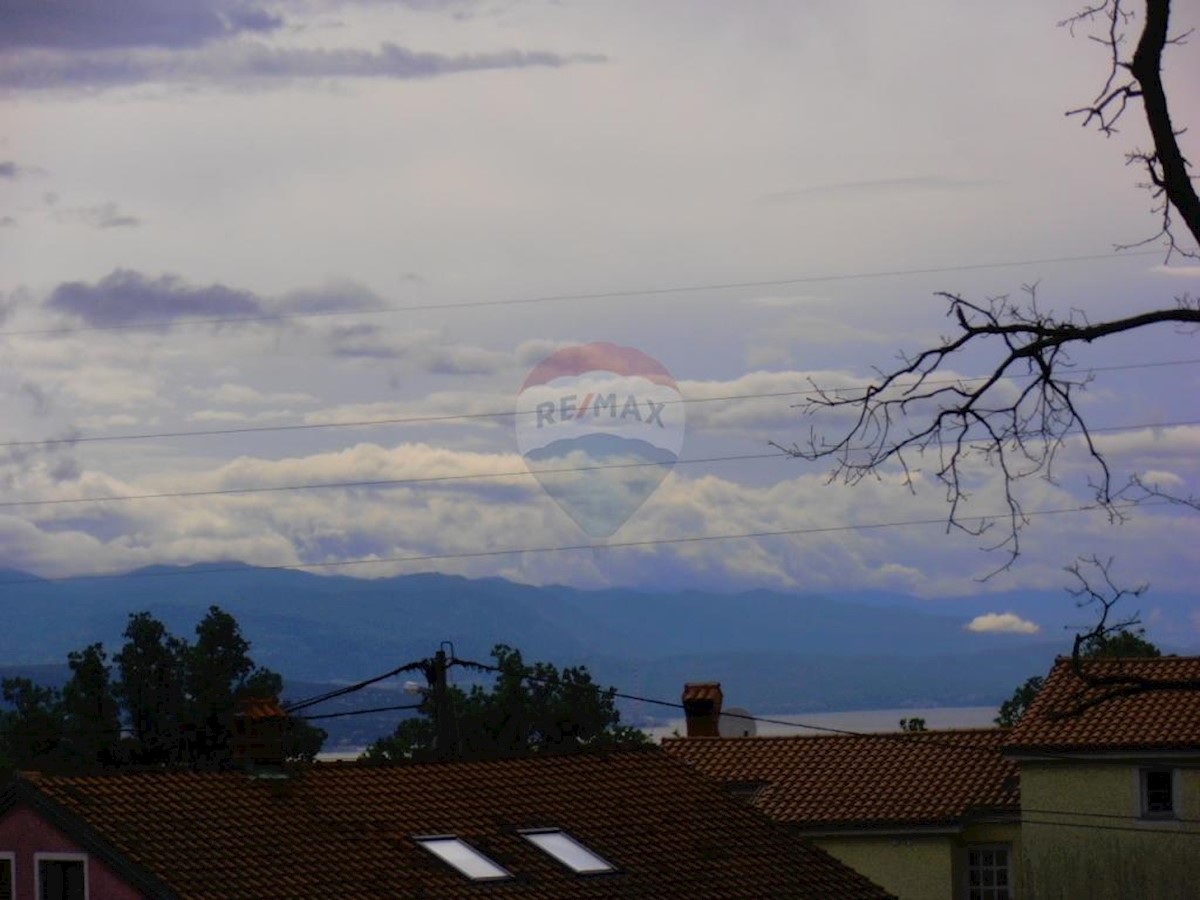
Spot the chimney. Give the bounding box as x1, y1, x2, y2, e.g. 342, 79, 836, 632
682, 682, 723, 738
232, 695, 288, 774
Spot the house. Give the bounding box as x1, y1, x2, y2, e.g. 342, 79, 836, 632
0, 746, 894, 899
666, 660, 1200, 900
664, 684, 1019, 900
1004, 655, 1200, 900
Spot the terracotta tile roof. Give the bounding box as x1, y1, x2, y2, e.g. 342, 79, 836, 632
10, 749, 893, 900
663, 729, 1018, 830
235, 696, 286, 720
1005, 656, 1200, 754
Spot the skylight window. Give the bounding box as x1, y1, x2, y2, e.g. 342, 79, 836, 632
414, 837, 511, 881
522, 830, 615, 874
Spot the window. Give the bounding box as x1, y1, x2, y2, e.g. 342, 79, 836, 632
414, 836, 511, 881
1141, 768, 1175, 818
965, 845, 1012, 900
35, 854, 87, 900
0, 852, 14, 900
522, 829, 615, 874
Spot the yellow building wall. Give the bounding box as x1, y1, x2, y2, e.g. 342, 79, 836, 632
1019, 759, 1200, 900
816, 824, 1021, 900
816, 834, 954, 900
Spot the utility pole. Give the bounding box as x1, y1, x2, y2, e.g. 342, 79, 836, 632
431, 648, 453, 761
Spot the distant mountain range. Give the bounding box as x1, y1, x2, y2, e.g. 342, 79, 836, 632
2, 564, 1195, 747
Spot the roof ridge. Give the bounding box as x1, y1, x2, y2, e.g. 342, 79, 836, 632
662, 726, 1007, 743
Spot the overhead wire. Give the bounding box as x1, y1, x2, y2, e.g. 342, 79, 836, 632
0, 499, 1172, 588
283, 659, 429, 714
2, 417, 1196, 511
295, 702, 423, 722
0, 249, 1166, 340
5, 356, 1197, 451
7, 650, 1199, 837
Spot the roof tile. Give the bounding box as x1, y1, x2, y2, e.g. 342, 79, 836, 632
17, 749, 893, 899
663, 728, 1018, 829
1005, 656, 1200, 753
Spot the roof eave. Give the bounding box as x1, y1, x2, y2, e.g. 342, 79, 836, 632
1005, 747, 1200, 760
0, 775, 181, 900
783, 808, 1021, 838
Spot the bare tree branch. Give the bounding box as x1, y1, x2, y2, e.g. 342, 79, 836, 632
1065, 554, 1147, 670
781, 1, 1199, 572
1064, 0, 1200, 259
1041, 555, 1200, 719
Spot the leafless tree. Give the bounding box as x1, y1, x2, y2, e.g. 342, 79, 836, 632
1046, 555, 1200, 716
778, 0, 1199, 575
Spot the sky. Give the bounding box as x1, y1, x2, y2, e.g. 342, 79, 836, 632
1, 0, 1198, 623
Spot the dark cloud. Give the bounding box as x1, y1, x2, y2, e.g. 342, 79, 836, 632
54, 201, 141, 229
277, 281, 383, 314
0, 160, 44, 179
761, 176, 1000, 203
0, 0, 282, 51
46, 269, 264, 326
18, 381, 52, 416
0, 41, 604, 90
0, 428, 80, 492
0, 216, 15, 227
326, 322, 394, 359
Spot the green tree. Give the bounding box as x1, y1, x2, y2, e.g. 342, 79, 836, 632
113, 612, 189, 765
995, 676, 1045, 728
186, 606, 260, 767
898, 717, 927, 733
2, 607, 325, 773
1079, 627, 1162, 660
60, 643, 122, 770
0, 678, 65, 771
365, 644, 647, 763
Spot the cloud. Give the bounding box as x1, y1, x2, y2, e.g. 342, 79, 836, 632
2, 429, 1197, 597
965, 612, 1041, 635
0, 216, 15, 227
0, 40, 604, 91
1150, 266, 1200, 278
0, 0, 282, 51
741, 295, 831, 309
1139, 469, 1184, 489
17, 380, 52, 416
761, 176, 999, 203
0, 159, 44, 180
189, 382, 318, 407
275, 281, 384, 315
54, 201, 141, 229
45, 269, 263, 326
324, 322, 515, 374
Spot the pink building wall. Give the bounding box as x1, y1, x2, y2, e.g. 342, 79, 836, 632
0, 805, 143, 900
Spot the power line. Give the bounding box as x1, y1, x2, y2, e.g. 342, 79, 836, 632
1020, 816, 1200, 838
296, 702, 423, 722
3, 418, 1196, 511
0, 250, 1165, 340
1020, 807, 1200, 828
0, 451, 788, 509
448, 656, 1200, 782
283, 659, 429, 714
452, 656, 1005, 752
7, 356, 1197, 451
0, 500, 1169, 588
0, 702, 423, 736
